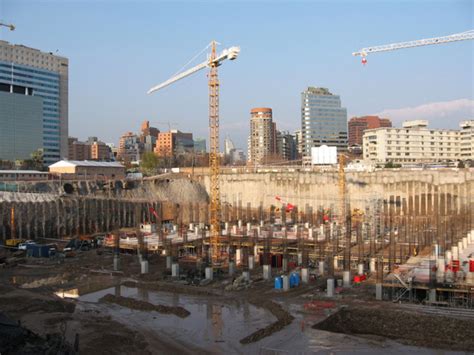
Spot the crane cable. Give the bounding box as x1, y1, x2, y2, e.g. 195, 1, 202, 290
171, 42, 214, 78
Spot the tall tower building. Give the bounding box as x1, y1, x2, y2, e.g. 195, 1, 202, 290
248, 107, 276, 165
301, 87, 347, 159
0, 40, 68, 165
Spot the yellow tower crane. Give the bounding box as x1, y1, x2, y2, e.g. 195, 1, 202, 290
148, 41, 240, 267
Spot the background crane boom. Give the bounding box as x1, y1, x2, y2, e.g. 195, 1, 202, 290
353, 29, 474, 64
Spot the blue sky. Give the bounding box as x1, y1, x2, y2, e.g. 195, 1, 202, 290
0, 0, 472, 150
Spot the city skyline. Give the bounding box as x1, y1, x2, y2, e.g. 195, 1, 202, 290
0, 0, 472, 150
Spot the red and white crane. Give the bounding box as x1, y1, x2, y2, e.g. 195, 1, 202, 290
353, 29, 474, 65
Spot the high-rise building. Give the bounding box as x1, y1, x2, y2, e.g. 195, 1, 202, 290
194, 138, 207, 154
0, 40, 68, 165
154, 130, 194, 157
276, 131, 297, 161
68, 137, 110, 161
139, 120, 160, 153
224, 136, 235, 156
348, 115, 392, 147
248, 107, 277, 165
301, 87, 347, 159
117, 132, 140, 163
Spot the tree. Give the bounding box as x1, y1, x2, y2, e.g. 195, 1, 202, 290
140, 152, 159, 174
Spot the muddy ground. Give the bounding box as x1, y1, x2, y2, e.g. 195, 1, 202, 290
1, 247, 474, 353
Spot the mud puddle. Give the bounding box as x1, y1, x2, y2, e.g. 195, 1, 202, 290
79, 286, 275, 353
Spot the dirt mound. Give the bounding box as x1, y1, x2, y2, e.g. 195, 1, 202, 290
0, 312, 73, 354
122, 280, 219, 297
313, 307, 474, 351
99, 294, 190, 318
240, 299, 294, 344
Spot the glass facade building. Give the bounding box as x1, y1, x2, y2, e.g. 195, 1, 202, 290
301, 87, 347, 157
0, 91, 43, 161
0, 41, 68, 165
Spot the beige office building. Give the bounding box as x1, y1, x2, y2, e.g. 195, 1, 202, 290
363, 120, 464, 164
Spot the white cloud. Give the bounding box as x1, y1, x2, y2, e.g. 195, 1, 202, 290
373, 99, 474, 129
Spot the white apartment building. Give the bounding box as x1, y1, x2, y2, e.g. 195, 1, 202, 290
460, 120, 474, 160
363, 120, 464, 164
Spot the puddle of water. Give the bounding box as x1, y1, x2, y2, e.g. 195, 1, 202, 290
79, 286, 275, 353
78, 287, 460, 354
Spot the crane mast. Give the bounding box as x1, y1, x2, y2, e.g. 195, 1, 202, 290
208, 41, 221, 265
353, 30, 474, 64
148, 41, 240, 268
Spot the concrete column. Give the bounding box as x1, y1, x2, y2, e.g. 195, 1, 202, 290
458, 241, 463, 254
282, 275, 290, 291
113, 255, 120, 271
308, 228, 313, 240
301, 268, 309, 283
333, 256, 338, 271
166, 255, 172, 269
236, 248, 242, 265
358, 263, 364, 276
248, 255, 255, 270
194, 226, 199, 236
238, 220, 242, 228
297, 252, 303, 266
246, 222, 251, 234
189, 223, 194, 231
343, 270, 351, 287
228, 261, 235, 276
225, 222, 229, 232
171, 263, 179, 277
205, 267, 213, 280
260, 220, 264, 227
318, 261, 325, 275
463, 237, 468, 250
370, 258, 376, 273
232, 225, 237, 235
263, 265, 272, 280
282, 258, 288, 272
141, 260, 149, 274
429, 289, 437, 303
376, 283, 382, 300
446, 250, 453, 263
242, 271, 250, 281
327, 278, 335, 297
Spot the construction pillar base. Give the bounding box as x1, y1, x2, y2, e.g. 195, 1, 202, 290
166, 256, 172, 269
301, 268, 309, 283
327, 278, 335, 297
171, 263, 179, 277
358, 263, 364, 276
113, 255, 120, 271
297, 252, 303, 266
343, 271, 351, 287
376, 283, 382, 300
429, 289, 437, 303
248, 255, 255, 270
369, 258, 376, 273
205, 267, 213, 280
141, 260, 149, 274
282, 275, 290, 291
263, 265, 272, 280
228, 261, 235, 276
282, 258, 288, 272
242, 271, 250, 281
318, 261, 325, 276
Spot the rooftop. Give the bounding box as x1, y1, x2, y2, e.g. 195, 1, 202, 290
49, 160, 124, 168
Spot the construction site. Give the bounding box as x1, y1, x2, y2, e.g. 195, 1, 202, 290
1, 23, 474, 354
1, 166, 474, 353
